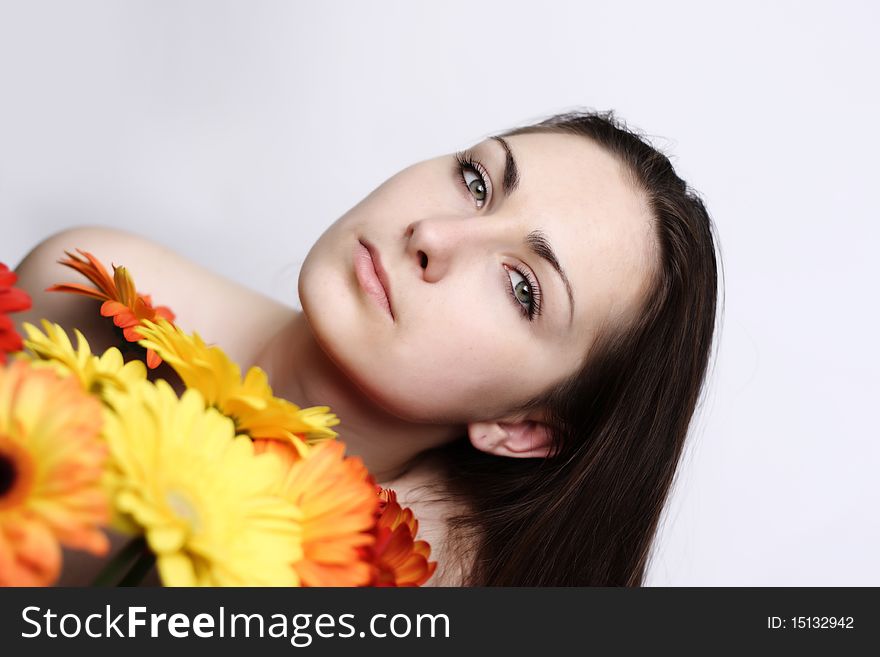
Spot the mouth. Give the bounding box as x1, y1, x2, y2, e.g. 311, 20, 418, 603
354, 238, 395, 321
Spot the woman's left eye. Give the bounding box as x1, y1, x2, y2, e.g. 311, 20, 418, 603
504, 264, 543, 322
454, 151, 491, 209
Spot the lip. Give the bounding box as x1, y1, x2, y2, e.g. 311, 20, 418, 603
354, 238, 395, 320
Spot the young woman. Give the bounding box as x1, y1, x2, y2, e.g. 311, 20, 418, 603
14, 109, 721, 586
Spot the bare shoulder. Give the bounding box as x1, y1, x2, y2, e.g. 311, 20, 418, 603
416, 504, 474, 587
13, 225, 294, 366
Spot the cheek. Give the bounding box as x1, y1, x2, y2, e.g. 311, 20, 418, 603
299, 236, 550, 422
375, 314, 534, 421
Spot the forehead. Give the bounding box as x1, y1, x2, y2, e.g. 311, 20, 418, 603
487, 131, 655, 334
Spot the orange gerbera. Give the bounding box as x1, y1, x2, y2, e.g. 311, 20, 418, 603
46, 249, 175, 368
0, 263, 32, 365
257, 439, 379, 586
0, 360, 109, 586
365, 487, 438, 587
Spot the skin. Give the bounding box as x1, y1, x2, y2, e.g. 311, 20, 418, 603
12, 130, 657, 586
262, 131, 657, 482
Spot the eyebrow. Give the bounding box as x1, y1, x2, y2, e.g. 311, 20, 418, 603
487, 136, 575, 325
525, 230, 575, 325
489, 136, 520, 197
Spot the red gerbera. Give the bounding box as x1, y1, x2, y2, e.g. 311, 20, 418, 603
46, 249, 175, 368
0, 263, 32, 364
363, 486, 438, 587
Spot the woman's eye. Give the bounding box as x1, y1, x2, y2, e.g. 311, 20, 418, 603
454, 151, 491, 209
505, 265, 543, 322
462, 168, 487, 205
507, 269, 534, 316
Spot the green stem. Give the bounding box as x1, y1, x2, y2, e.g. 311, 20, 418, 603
91, 536, 148, 587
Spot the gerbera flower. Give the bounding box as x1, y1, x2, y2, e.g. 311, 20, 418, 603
46, 249, 175, 369
137, 319, 340, 452
0, 263, 32, 365
256, 439, 379, 586
20, 320, 147, 402
366, 487, 438, 587
0, 360, 109, 586
101, 379, 302, 586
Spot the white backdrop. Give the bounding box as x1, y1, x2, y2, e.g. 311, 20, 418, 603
1, 0, 877, 585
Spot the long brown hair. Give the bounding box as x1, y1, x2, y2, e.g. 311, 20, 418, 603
410, 108, 722, 586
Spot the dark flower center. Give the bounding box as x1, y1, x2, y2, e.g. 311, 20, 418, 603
0, 452, 16, 498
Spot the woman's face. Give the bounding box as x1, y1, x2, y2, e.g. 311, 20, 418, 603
299, 131, 655, 424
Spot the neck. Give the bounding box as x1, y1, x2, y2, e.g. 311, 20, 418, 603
253, 310, 461, 485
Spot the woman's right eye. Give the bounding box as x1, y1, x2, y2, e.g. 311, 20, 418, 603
454, 151, 492, 209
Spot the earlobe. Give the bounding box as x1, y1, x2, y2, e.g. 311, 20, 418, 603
467, 421, 508, 453
467, 419, 553, 459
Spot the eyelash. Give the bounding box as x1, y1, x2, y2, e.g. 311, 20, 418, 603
453, 151, 543, 322
503, 264, 543, 322
454, 150, 492, 209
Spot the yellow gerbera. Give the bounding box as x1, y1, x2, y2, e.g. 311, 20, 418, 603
101, 379, 302, 586
136, 319, 340, 454
0, 360, 109, 586
20, 320, 146, 401
256, 439, 379, 586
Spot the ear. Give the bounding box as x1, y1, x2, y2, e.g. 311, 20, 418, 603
467, 419, 553, 459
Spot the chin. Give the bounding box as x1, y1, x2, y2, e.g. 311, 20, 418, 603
298, 273, 391, 408
309, 324, 444, 424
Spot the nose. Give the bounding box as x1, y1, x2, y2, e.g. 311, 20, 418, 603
405, 216, 480, 283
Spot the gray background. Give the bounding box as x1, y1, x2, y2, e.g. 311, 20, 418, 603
2, 0, 877, 585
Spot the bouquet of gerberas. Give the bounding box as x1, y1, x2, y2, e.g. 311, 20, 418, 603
0, 253, 436, 587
